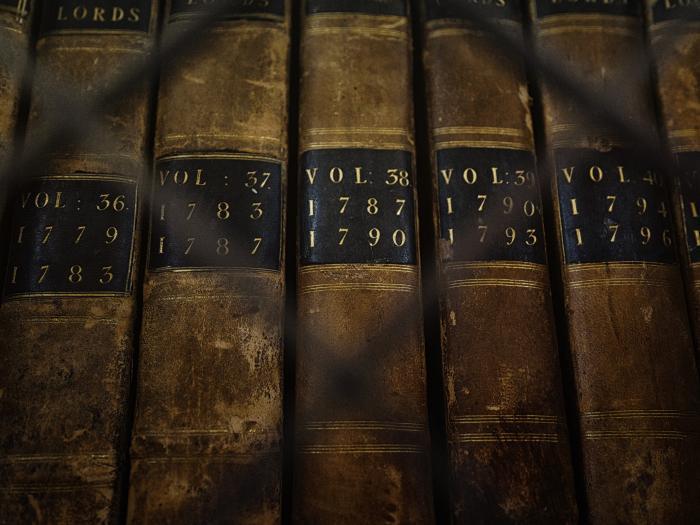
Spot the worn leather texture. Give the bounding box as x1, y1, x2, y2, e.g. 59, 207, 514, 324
127, 2, 289, 524
531, 1, 700, 523
0, 1, 158, 522
422, 6, 579, 523
0, 0, 31, 168
293, 2, 435, 523
646, 1, 700, 361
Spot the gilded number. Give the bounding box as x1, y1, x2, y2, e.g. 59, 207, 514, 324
367, 198, 379, 215
105, 226, 118, 244
100, 266, 114, 284
368, 228, 381, 246
217, 202, 230, 220
68, 265, 83, 283
216, 238, 230, 256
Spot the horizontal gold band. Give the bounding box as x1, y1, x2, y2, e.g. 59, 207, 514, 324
156, 152, 282, 163
300, 263, 416, 273
445, 261, 545, 272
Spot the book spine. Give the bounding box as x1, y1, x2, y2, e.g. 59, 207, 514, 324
0, 1, 158, 521
127, 1, 289, 522
0, 0, 32, 165
293, 0, 434, 522
421, 1, 578, 522
645, 0, 700, 359
530, 0, 700, 522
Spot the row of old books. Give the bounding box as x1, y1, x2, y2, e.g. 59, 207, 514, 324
0, 0, 699, 523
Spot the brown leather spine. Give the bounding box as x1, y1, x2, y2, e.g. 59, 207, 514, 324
0, 0, 31, 166
645, 1, 700, 361
421, 2, 578, 522
0, 1, 159, 522
127, 1, 290, 523
530, 0, 700, 522
293, 1, 434, 522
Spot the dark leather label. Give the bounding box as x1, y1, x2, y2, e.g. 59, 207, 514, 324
555, 148, 676, 264
535, 0, 640, 18
676, 152, 700, 262
425, 0, 521, 22
306, 0, 407, 16
149, 156, 282, 272
437, 148, 546, 264
3, 176, 138, 297
651, 0, 700, 22
40, 0, 151, 34
300, 149, 416, 265
169, 0, 285, 21
0, 0, 31, 20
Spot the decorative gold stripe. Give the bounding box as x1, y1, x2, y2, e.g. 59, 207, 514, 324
36, 175, 136, 183
671, 145, 700, 153
21, 316, 118, 324
304, 421, 424, 432
668, 129, 700, 139
37, 44, 147, 52
1, 482, 114, 494
300, 283, 416, 294
298, 445, 423, 455
445, 261, 545, 272
452, 415, 559, 424
4, 291, 131, 300
159, 133, 282, 144
300, 264, 415, 273
454, 432, 559, 443
434, 140, 529, 150
567, 278, 671, 289
134, 452, 277, 463
433, 126, 526, 137
304, 127, 410, 135
582, 410, 698, 419
305, 27, 408, 40
157, 152, 281, 163
584, 431, 689, 440
566, 262, 671, 271
0, 453, 112, 463
448, 278, 545, 290
302, 141, 411, 150
150, 266, 280, 275
153, 293, 269, 302
537, 13, 638, 25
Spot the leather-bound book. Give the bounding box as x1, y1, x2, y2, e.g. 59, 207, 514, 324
421, 1, 578, 522
0, 0, 32, 167
530, 0, 700, 522
293, 1, 434, 522
0, 1, 158, 522
646, 1, 700, 357
127, 1, 289, 522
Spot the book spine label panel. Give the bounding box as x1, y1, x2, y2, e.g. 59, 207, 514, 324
300, 148, 416, 265
436, 147, 546, 263
149, 156, 282, 271
535, 0, 640, 17
424, 0, 521, 21
4, 177, 137, 296
168, 0, 285, 19
554, 148, 676, 264
306, 0, 407, 15
39, 0, 152, 34
651, 0, 700, 22
678, 154, 700, 262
